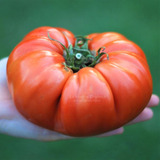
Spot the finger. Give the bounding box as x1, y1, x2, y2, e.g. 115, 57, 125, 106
127, 107, 153, 125
35, 130, 72, 141
146, 94, 159, 107
96, 127, 124, 137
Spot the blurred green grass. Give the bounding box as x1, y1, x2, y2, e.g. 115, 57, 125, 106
0, 0, 159, 159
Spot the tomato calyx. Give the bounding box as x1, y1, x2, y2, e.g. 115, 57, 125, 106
48, 32, 109, 72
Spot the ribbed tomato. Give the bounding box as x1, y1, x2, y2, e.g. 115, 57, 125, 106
7, 27, 152, 136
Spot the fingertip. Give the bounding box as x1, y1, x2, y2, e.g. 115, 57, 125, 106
147, 94, 160, 107
116, 127, 124, 134
152, 94, 160, 105
143, 108, 154, 120
127, 108, 153, 125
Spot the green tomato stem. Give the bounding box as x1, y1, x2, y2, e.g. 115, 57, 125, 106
48, 33, 109, 72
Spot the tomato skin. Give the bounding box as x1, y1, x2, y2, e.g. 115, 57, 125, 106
7, 37, 64, 66
7, 50, 73, 129
87, 33, 99, 40
55, 27, 75, 45
7, 27, 152, 136
95, 51, 152, 122
102, 39, 147, 59
54, 67, 117, 136
88, 32, 127, 52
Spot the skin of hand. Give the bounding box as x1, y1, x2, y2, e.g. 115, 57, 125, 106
0, 57, 159, 141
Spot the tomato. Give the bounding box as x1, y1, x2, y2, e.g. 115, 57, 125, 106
7, 26, 152, 136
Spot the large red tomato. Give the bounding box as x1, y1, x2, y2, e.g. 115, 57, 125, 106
7, 27, 152, 136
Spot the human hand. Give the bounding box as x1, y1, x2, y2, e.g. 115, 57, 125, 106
0, 57, 159, 141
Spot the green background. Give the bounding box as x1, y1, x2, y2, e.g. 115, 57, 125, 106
0, 0, 159, 159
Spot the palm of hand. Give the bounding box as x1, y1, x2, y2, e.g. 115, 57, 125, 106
0, 58, 159, 141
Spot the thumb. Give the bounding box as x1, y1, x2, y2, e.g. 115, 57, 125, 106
0, 57, 11, 100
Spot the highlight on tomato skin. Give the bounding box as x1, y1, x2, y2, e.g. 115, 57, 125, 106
7, 26, 153, 137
